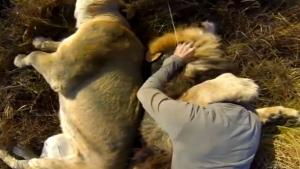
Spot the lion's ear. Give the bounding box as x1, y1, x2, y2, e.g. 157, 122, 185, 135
202, 21, 216, 33
146, 52, 163, 62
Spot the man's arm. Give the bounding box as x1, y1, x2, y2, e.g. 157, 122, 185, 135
137, 43, 204, 138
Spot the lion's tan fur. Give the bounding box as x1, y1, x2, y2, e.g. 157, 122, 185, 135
0, 0, 144, 169
74, 0, 129, 28
147, 27, 222, 62
147, 26, 225, 78
180, 73, 259, 105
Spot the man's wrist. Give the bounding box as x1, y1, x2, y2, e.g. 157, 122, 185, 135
171, 55, 186, 64
162, 55, 187, 67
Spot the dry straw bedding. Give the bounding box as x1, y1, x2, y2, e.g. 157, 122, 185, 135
0, 0, 299, 168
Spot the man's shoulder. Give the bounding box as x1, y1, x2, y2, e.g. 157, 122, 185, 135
206, 102, 259, 123
208, 102, 256, 111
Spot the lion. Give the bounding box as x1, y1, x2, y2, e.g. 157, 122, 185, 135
0, 0, 144, 169
131, 23, 300, 169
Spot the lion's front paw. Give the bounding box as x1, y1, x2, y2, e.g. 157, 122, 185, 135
259, 106, 300, 123
32, 37, 48, 49
281, 107, 300, 120
14, 54, 27, 68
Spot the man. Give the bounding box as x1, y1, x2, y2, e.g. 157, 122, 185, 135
137, 42, 261, 169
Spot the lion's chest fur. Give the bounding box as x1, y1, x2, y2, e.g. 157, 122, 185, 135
51, 17, 144, 97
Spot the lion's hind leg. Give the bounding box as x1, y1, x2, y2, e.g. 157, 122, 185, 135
256, 106, 300, 123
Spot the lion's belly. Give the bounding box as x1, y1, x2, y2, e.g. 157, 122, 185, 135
59, 68, 142, 168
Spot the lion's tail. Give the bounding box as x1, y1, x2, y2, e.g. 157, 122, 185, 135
0, 149, 30, 169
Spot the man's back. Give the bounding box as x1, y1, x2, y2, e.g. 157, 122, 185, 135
172, 103, 261, 169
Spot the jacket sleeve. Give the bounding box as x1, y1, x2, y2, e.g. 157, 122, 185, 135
137, 56, 204, 138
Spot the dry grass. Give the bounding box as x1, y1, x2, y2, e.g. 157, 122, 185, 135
273, 127, 300, 169
0, 0, 299, 168
0, 0, 74, 168
253, 126, 300, 169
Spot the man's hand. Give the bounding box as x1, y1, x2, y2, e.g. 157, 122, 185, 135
173, 42, 196, 62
